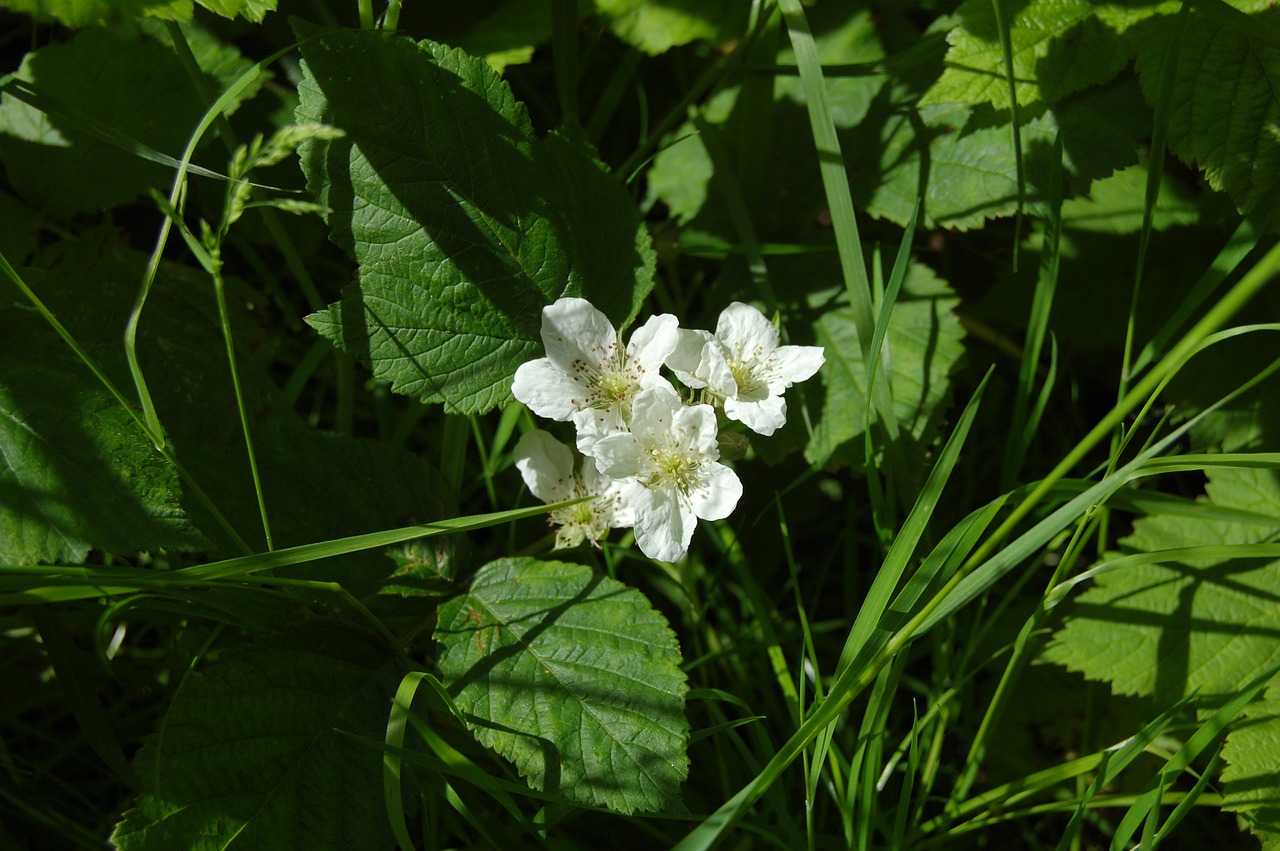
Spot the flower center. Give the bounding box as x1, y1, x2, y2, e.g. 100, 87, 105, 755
573, 343, 644, 410
726, 344, 769, 399
648, 440, 703, 496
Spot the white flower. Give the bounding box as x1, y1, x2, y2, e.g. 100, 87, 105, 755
666, 302, 825, 436
511, 297, 680, 453
514, 430, 634, 549
592, 385, 742, 562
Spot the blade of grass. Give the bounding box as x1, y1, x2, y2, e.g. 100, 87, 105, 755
990, 0, 1026, 269
776, 0, 897, 444
1003, 131, 1063, 489
1109, 656, 1280, 849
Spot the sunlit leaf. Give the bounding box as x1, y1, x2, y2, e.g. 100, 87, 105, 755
295, 23, 654, 414
436, 557, 689, 814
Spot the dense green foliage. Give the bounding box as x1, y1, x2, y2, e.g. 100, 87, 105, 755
2, 1, 1279, 849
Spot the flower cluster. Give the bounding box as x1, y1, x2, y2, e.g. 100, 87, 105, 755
512, 297, 824, 562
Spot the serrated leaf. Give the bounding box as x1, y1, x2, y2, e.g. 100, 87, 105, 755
112, 621, 399, 851
1058, 163, 1199, 234
1131, 0, 1280, 213
435, 557, 689, 814
0, 29, 210, 216
921, 0, 1135, 110
0, 0, 188, 26
295, 23, 654, 414
1044, 465, 1280, 848
595, 0, 746, 55
856, 77, 1148, 230
196, 0, 273, 22
1043, 466, 1280, 703
0, 282, 205, 565
1221, 679, 1280, 850
805, 261, 965, 467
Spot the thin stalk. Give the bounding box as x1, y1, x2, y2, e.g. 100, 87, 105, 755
211, 259, 274, 551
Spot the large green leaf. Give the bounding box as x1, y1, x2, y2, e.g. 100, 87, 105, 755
1131, 0, 1280, 213
0, 287, 205, 565
296, 23, 654, 414
112, 621, 399, 851
920, 0, 1139, 110
0, 29, 211, 216
1043, 466, 1280, 849
0, 0, 188, 26
805, 261, 966, 467
595, 0, 746, 55
855, 76, 1148, 230
1044, 466, 1280, 701
435, 557, 689, 814
1221, 679, 1280, 850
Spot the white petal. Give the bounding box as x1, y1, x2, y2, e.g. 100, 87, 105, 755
512, 359, 583, 421
691, 461, 742, 521
698, 341, 737, 398
514, 430, 575, 503
629, 384, 683, 437
666, 328, 714, 387
672, 403, 720, 457
627, 313, 680, 374
540, 297, 616, 373
592, 432, 647, 480
571, 406, 626, 455
632, 488, 695, 562
607, 480, 644, 528
767, 344, 825, 389
716, 302, 777, 354
725, 394, 787, 436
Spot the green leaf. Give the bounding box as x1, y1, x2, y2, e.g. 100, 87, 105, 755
1221, 679, 1280, 850
0, 281, 205, 565
920, 0, 1138, 110
1131, 0, 1280, 213
0, 0, 189, 26
112, 621, 399, 851
195, 0, 274, 22
855, 77, 1148, 230
805, 261, 966, 467
296, 23, 654, 414
0, 29, 211, 216
1057, 163, 1199, 234
1044, 466, 1280, 703
435, 557, 689, 814
1039, 459, 1280, 851
594, 0, 746, 55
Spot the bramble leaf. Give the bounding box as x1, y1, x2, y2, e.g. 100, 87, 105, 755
595, 0, 746, 55
1131, 0, 1280, 213
296, 23, 654, 414
920, 0, 1136, 110
436, 557, 689, 814
112, 622, 399, 851
1044, 466, 1280, 850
